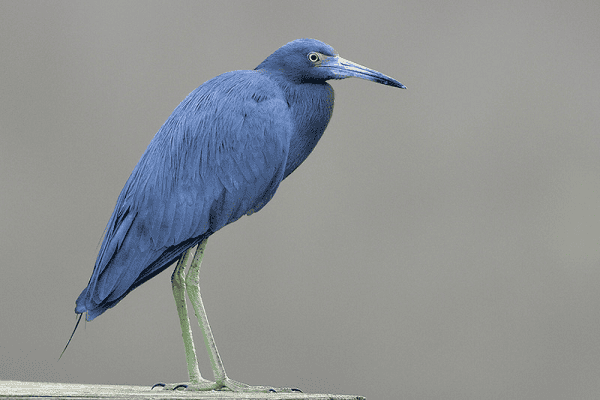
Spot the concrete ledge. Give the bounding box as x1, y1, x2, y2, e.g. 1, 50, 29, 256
0, 380, 365, 400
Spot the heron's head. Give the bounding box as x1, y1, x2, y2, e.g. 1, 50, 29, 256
256, 38, 406, 89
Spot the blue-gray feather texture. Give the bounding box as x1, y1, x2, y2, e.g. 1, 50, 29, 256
74, 38, 402, 320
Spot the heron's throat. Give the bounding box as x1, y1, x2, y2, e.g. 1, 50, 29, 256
282, 83, 335, 179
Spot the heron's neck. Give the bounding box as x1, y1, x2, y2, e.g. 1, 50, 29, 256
277, 80, 335, 179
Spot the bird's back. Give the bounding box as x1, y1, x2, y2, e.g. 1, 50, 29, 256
76, 70, 293, 320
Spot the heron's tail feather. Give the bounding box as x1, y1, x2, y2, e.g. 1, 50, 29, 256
75, 234, 207, 321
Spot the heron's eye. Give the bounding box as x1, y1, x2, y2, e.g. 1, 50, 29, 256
307, 52, 320, 63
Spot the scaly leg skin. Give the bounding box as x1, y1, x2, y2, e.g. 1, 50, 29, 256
153, 245, 215, 390
156, 239, 301, 393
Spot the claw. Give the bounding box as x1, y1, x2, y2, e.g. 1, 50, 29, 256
173, 384, 189, 390
150, 382, 166, 390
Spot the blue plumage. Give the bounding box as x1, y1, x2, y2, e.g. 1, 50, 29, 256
70, 40, 405, 387
76, 70, 293, 319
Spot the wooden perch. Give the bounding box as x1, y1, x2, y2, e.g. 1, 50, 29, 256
0, 380, 366, 400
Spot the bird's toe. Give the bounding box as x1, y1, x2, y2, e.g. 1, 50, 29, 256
151, 380, 216, 391
216, 378, 301, 393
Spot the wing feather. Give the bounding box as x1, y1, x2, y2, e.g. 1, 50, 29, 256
76, 71, 292, 320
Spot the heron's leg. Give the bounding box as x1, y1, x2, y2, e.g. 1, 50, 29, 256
171, 248, 202, 383
155, 247, 214, 390
183, 239, 301, 393
184, 239, 227, 383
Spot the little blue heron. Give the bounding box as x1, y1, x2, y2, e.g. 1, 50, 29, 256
65, 38, 405, 392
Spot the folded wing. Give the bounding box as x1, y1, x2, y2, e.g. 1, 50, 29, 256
76, 71, 292, 320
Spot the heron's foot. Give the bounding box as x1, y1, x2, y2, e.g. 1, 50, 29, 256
215, 377, 301, 393
153, 378, 301, 392
151, 377, 216, 391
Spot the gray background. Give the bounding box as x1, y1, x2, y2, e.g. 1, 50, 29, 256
1, 1, 600, 399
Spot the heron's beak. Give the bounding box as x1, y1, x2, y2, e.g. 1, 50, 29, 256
320, 56, 406, 89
